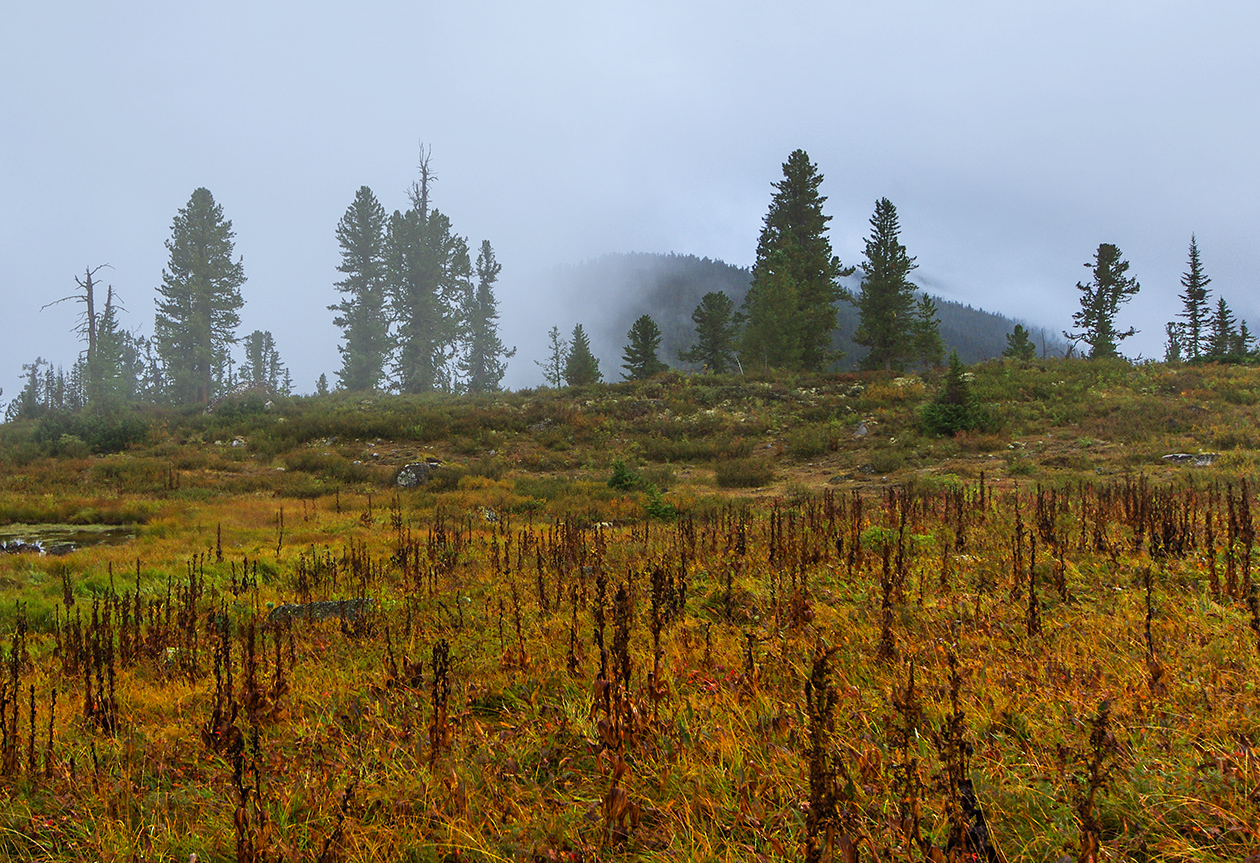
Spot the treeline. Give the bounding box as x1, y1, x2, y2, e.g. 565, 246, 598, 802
6, 147, 514, 424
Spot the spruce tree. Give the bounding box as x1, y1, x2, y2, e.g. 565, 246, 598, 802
386, 151, 472, 394
621, 314, 668, 380
739, 255, 801, 370
1064, 243, 1139, 360
563, 323, 602, 386
240, 330, 285, 390
1177, 235, 1211, 360
1003, 324, 1037, 361
912, 295, 945, 368
154, 187, 245, 404
459, 240, 515, 393
853, 198, 918, 371
330, 186, 390, 391
1207, 297, 1237, 358
741, 149, 851, 371
536, 326, 569, 388
679, 290, 740, 373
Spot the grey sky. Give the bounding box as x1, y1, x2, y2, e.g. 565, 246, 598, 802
3, 1, 1257, 398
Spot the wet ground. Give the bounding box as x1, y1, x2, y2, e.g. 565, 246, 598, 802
0, 524, 137, 555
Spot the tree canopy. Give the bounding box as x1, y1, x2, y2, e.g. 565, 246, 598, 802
154, 187, 245, 404
853, 198, 920, 371
1064, 243, 1139, 360
740, 150, 850, 371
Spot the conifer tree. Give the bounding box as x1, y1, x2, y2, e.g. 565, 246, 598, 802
330, 186, 390, 391
853, 198, 919, 370
740, 255, 801, 371
912, 295, 945, 368
459, 240, 515, 393
536, 326, 569, 388
621, 314, 668, 380
240, 330, 285, 390
386, 148, 473, 394
1177, 235, 1211, 360
679, 290, 740, 373
154, 188, 245, 403
741, 149, 851, 371
1064, 243, 1139, 360
1003, 324, 1037, 361
1207, 297, 1237, 358
386, 165, 471, 394
563, 323, 602, 386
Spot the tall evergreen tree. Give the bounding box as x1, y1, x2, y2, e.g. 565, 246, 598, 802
1206, 297, 1237, 358
1177, 235, 1211, 360
621, 314, 668, 380
385, 171, 471, 393
741, 149, 851, 371
853, 198, 919, 371
330, 186, 390, 391
678, 290, 740, 373
563, 323, 602, 386
154, 188, 246, 404
240, 330, 285, 391
912, 295, 945, 368
459, 240, 515, 393
1064, 243, 1139, 360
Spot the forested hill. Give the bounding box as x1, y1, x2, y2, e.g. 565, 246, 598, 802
553, 252, 1065, 372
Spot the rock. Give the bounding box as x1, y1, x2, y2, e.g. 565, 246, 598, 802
395, 462, 436, 487
1, 542, 40, 555
267, 598, 375, 625
1162, 453, 1217, 466
853, 421, 868, 439
46, 544, 75, 556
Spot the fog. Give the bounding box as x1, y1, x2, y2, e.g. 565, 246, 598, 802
3, 1, 1257, 400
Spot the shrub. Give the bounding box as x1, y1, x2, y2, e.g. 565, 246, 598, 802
715, 457, 774, 488
608, 459, 640, 490
921, 353, 992, 437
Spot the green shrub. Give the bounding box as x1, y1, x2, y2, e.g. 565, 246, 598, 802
715, 457, 774, 488
921, 353, 992, 437
608, 459, 640, 490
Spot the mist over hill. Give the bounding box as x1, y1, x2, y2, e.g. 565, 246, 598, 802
553, 252, 1065, 375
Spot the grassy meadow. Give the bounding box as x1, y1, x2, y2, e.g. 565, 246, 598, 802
0, 358, 1258, 862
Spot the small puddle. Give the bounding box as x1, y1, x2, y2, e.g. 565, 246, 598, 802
0, 524, 137, 556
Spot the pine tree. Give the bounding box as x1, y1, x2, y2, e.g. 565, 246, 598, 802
1207, 297, 1237, 358
330, 186, 390, 391
853, 198, 919, 371
154, 188, 246, 404
1177, 235, 1211, 360
563, 323, 602, 386
1164, 322, 1185, 363
740, 253, 801, 371
741, 149, 851, 371
459, 240, 516, 393
386, 151, 472, 394
679, 290, 740, 373
1003, 324, 1037, 361
1064, 243, 1139, 360
536, 326, 569, 388
621, 314, 669, 380
912, 295, 945, 368
922, 351, 989, 436
240, 330, 285, 390
316, 373, 330, 396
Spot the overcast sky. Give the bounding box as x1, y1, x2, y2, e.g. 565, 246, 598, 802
3, 1, 1257, 399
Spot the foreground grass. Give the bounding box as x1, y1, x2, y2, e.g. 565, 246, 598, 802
0, 477, 1257, 861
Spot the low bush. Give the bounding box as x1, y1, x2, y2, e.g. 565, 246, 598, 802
714, 457, 774, 488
